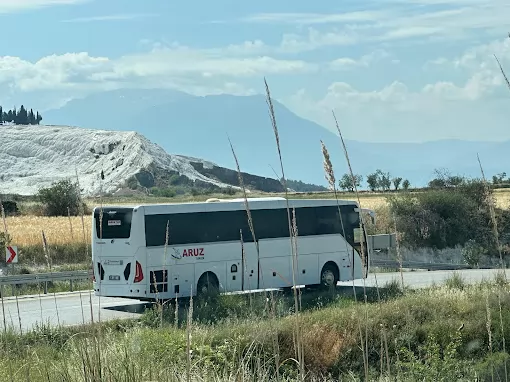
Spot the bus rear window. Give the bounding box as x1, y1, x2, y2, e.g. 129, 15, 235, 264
94, 208, 133, 239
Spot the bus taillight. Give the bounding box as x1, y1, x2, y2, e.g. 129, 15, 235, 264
133, 261, 144, 283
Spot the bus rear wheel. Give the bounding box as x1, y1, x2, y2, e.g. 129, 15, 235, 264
320, 263, 339, 289
196, 272, 219, 298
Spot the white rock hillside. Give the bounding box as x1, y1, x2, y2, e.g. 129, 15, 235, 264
0, 124, 241, 196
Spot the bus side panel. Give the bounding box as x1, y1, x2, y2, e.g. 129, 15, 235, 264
259, 256, 291, 289
282, 235, 320, 286
258, 238, 292, 289
242, 242, 258, 292
172, 264, 195, 298
295, 253, 318, 286
225, 260, 242, 292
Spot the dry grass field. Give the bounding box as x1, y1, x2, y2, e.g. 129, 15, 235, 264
4, 189, 510, 246
4, 216, 90, 246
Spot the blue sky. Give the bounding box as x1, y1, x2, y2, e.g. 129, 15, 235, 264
0, 0, 509, 142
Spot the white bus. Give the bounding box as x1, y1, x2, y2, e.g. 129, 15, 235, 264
91, 197, 382, 301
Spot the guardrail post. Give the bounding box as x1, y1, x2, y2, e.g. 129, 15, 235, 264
44, 281, 48, 294
70, 279, 73, 292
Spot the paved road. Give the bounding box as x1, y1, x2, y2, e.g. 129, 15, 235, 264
338, 268, 506, 289
0, 268, 506, 333
0, 291, 146, 333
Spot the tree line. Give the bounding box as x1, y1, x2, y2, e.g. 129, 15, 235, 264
0, 105, 42, 125
338, 169, 410, 192
340, 167, 510, 193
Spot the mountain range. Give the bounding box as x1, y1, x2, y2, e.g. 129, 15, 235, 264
43, 89, 510, 188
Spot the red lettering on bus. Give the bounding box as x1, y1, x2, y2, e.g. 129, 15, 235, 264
182, 248, 204, 257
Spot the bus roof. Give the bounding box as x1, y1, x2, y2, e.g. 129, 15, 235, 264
132, 197, 360, 215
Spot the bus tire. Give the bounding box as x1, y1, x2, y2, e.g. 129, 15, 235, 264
196, 272, 219, 298
320, 262, 339, 289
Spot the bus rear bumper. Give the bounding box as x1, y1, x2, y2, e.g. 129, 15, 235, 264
94, 284, 146, 299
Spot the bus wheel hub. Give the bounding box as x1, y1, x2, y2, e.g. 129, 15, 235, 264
322, 270, 335, 286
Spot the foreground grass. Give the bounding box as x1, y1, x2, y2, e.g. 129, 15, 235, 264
0, 276, 508, 381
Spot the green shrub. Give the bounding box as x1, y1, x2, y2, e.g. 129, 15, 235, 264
37, 179, 88, 217
387, 179, 508, 251
150, 187, 176, 198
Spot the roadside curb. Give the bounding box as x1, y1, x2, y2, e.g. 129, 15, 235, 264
1, 289, 94, 302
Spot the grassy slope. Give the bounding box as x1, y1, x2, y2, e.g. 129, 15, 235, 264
0, 275, 508, 381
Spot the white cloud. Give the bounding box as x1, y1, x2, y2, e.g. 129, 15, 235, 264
236, 0, 510, 49
100, 46, 315, 80
0, 45, 314, 103
239, 10, 390, 25
62, 13, 157, 23
0, 0, 87, 13
424, 38, 510, 77
279, 28, 359, 53
329, 49, 392, 70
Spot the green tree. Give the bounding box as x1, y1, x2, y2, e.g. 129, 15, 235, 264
339, 173, 363, 192
379, 170, 391, 191
36, 111, 42, 125
28, 109, 36, 125
366, 172, 379, 192
392, 177, 403, 190
37, 179, 83, 216
428, 168, 464, 189
492, 172, 507, 185
402, 179, 410, 190
17, 105, 28, 125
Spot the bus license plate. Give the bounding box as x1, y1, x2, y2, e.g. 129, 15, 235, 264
103, 259, 123, 266
109, 275, 120, 281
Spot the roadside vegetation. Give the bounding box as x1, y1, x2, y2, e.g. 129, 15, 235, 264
0, 276, 508, 381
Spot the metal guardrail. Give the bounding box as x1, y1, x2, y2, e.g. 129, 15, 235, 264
0, 270, 93, 294
371, 259, 474, 271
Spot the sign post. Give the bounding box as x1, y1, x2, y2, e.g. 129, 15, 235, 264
6, 245, 18, 264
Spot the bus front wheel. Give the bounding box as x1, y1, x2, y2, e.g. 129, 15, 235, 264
196, 272, 219, 298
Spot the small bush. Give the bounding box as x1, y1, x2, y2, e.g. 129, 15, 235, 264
0, 200, 18, 216
126, 176, 138, 190
462, 239, 487, 267
445, 272, 466, 290
0, 231, 11, 248
37, 179, 87, 217
150, 187, 176, 198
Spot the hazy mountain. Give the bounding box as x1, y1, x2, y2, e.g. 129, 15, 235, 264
44, 89, 510, 188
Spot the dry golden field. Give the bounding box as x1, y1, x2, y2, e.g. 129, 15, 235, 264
4, 216, 91, 246
4, 189, 510, 246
